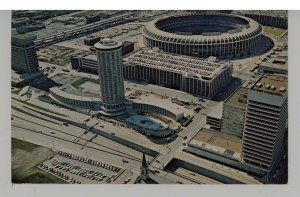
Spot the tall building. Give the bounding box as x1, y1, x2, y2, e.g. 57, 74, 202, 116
241, 75, 288, 176
221, 87, 248, 138
11, 32, 39, 74
94, 38, 126, 116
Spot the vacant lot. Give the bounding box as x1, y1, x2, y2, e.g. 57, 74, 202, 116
11, 138, 66, 183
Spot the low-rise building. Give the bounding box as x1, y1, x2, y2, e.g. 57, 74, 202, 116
206, 102, 223, 131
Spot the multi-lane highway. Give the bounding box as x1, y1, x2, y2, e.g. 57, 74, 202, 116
12, 98, 222, 184
12, 100, 144, 173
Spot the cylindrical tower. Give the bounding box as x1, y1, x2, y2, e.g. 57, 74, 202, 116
94, 38, 126, 116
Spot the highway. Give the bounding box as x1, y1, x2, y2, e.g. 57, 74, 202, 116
12, 101, 145, 173
12, 99, 221, 184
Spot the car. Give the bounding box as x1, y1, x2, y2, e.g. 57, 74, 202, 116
122, 159, 128, 163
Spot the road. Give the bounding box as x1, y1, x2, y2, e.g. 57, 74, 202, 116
11, 101, 144, 173
150, 112, 207, 169
12, 98, 222, 184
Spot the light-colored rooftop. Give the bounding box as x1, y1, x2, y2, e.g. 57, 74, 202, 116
126, 49, 230, 79
83, 54, 97, 61
94, 38, 122, 50
50, 87, 100, 102
126, 90, 194, 117
252, 75, 288, 96
225, 87, 248, 108
207, 102, 223, 119
191, 128, 242, 160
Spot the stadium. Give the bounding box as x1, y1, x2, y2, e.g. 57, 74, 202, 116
143, 14, 263, 58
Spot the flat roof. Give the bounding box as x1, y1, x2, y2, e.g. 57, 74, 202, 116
126, 49, 230, 79
83, 54, 97, 61
126, 90, 194, 117
50, 87, 100, 102
252, 75, 288, 96
191, 128, 242, 160
207, 102, 223, 119
12, 33, 37, 43
260, 62, 288, 72
225, 87, 248, 108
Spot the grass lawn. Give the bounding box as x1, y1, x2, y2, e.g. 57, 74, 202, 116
264, 27, 286, 37
11, 138, 67, 184
71, 77, 99, 89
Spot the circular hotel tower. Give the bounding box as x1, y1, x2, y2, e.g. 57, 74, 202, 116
94, 38, 126, 116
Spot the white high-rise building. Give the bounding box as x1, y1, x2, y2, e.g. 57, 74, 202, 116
242, 75, 288, 176
94, 38, 126, 116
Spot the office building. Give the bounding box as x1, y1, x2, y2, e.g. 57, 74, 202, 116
94, 38, 126, 116
241, 75, 288, 174
221, 87, 248, 138
11, 32, 39, 74
124, 49, 232, 98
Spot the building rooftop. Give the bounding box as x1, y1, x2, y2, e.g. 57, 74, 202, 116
252, 75, 288, 96
191, 128, 242, 160
225, 87, 248, 108
12, 32, 37, 44
126, 49, 231, 79
207, 102, 223, 119
50, 87, 100, 102
83, 54, 97, 61
94, 38, 122, 50
126, 90, 194, 117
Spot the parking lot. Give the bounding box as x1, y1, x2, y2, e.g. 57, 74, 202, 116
38, 151, 133, 184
